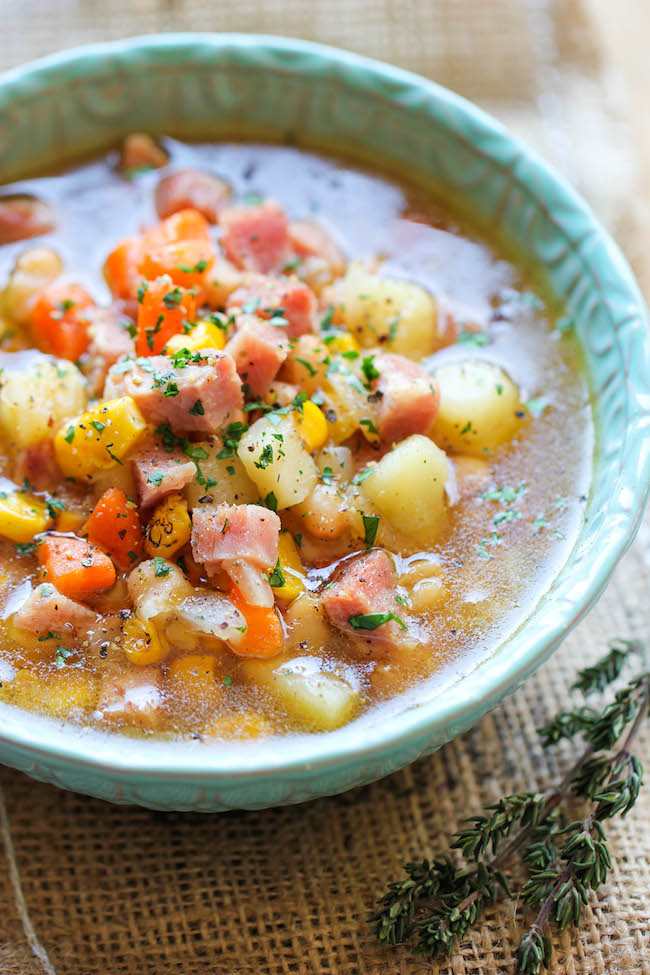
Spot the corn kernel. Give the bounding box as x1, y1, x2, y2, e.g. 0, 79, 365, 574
144, 493, 191, 558
165, 320, 226, 355
292, 401, 328, 453
122, 616, 168, 665
54, 396, 147, 479
0, 490, 51, 543
326, 332, 360, 356
272, 531, 306, 602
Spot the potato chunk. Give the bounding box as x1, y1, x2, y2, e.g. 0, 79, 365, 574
183, 439, 259, 510
341, 262, 437, 359
236, 413, 319, 510
0, 352, 87, 449
360, 434, 449, 542
243, 655, 359, 731
432, 360, 523, 456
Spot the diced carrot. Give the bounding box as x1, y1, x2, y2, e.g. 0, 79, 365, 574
85, 487, 142, 570
144, 208, 212, 249
30, 283, 94, 362
38, 534, 116, 597
103, 237, 141, 299
138, 237, 215, 297
135, 275, 196, 356
229, 581, 283, 658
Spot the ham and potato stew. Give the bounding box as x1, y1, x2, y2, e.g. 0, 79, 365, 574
0, 137, 591, 739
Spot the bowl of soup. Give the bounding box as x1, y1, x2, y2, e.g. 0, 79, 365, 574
0, 35, 647, 810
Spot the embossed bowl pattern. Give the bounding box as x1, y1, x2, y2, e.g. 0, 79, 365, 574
0, 35, 648, 810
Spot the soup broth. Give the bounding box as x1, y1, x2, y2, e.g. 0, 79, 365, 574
0, 137, 591, 739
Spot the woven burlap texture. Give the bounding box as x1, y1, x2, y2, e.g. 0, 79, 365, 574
0, 1, 648, 973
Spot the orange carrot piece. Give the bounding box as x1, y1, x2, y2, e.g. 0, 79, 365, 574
103, 237, 142, 299
139, 239, 215, 295
229, 582, 284, 658
38, 534, 116, 598
144, 208, 212, 249
135, 276, 196, 356
30, 283, 94, 362
85, 487, 142, 570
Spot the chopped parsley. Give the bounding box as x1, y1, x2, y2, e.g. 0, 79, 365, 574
361, 354, 380, 384
360, 418, 378, 435
45, 496, 66, 519
525, 395, 550, 418
294, 356, 317, 377
215, 421, 248, 459
320, 304, 335, 331
163, 381, 179, 398
55, 646, 71, 667
479, 484, 526, 504
63, 425, 75, 444
268, 559, 285, 588
189, 399, 204, 416
162, 287, 184, 309
177, 259, 208, 274
264, 491, 278, 512
321, 466, 334, 486
362, 514, 380, 549
282, 257, 301, 272
493, 509, 522, 526
533, 515, 548, 529
254, 443, 274, 470
348, 612, 406, 632
223, 674, 233, 687
457, 330, 491, 348
147, 471, 165, 486
352, 468, 374, 485
154, 557, 171, 577
90, 419, 106, 434
15, 542, 36, 556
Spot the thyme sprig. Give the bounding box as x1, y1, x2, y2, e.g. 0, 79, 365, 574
370, 640, 648, 972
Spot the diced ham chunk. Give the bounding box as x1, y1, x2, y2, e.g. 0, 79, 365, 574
15, 439, 59, 492
227, 273, 316, 339
191, 503, 281, 572
94, 666, 163, 730
12, 583, 96, 637
155, 169, 231, 223
104, 351, 244, 434
288, 220, 346, 278
131, 439, 196, 509
0, 195, 55, 244
83, 303, 136, 395
225, 314, 288, 396
372, 353, 440, 445
322, 550, 405, 647
219, 200, 291, 274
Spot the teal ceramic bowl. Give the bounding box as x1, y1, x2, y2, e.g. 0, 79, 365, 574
0, 34, 648, 811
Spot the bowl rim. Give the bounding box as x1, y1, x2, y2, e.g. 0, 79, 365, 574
0, 32, 648, 785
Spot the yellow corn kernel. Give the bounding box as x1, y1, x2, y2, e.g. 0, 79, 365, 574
54, 396, 147, 479
165, 320, 226, 355
55, 509, 87, 533
144, 492, 191, 559
292, 401, 328, 453
327, 332, 360, 356
272, 531, 306, 602
122, 615, 168, 666
0, 490, 51, 543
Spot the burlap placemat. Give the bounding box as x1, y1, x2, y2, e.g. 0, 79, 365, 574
0, 1, 648, 972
